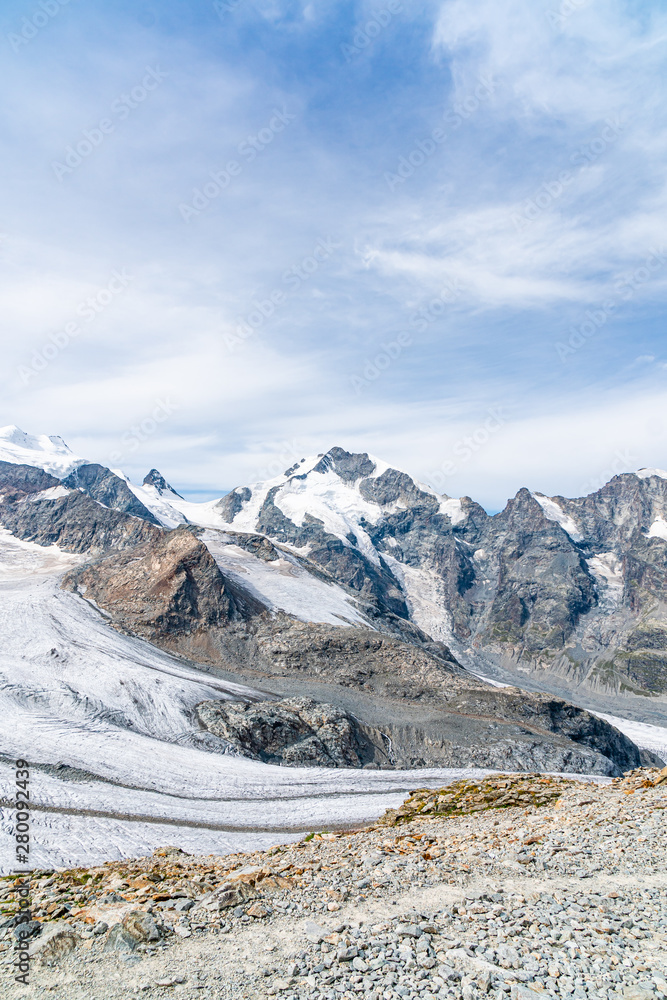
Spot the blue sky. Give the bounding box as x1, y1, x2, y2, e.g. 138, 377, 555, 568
1, 0, 666, 509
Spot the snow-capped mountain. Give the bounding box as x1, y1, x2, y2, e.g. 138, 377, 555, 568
2, 426, 667, 869
2, 428, 667, 718
0, 423, 85, 477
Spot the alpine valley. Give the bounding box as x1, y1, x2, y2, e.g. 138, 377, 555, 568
1, 424, 666, 870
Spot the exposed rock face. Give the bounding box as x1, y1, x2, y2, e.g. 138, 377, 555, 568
442, 687, 643, 773
214, 487, 251, 522
0, 460, 60, 501
196, 697, 366, 766
147, 614, 641, 774
312, 446, 377, 483
63, 463, 160, 524
0, 477, 160, 554
469, 489, 597, 653
63, 526, 239, 637
242, 619, 463, 700
193, 689, 633, 775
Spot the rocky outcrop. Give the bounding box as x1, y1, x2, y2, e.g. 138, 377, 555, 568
63, 526, 239, 637
442, 686, 643, 772
196, 697, 367, 766
0, 476, 160, 554
360, 466, 439, 511
311, 446, 376, 483
471, 489, 597, 653
63, 463, 160, 524
194, 693, 632, 774
214, 487, 252, 522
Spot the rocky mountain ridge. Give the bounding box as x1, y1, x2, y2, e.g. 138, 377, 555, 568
111, 443, 667, 712
1, 425, 666, 774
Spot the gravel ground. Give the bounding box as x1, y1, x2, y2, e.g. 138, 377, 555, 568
1, 770, 666, 1000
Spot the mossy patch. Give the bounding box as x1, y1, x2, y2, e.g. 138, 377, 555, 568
375, 773, 575, 827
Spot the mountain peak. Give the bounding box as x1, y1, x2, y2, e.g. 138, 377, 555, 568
0, 424, 85, 478
142, 469, 184, 498
311, 446, 377, 483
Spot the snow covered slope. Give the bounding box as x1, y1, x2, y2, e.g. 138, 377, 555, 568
0, 425, 85, 477
201, 530, 369, 627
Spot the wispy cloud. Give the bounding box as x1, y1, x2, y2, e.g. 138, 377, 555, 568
0, 0, 665, 508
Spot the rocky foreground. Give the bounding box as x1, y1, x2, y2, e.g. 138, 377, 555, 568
2, 769, 667, 1000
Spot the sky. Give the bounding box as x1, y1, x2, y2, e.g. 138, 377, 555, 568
1, 0, 666, 510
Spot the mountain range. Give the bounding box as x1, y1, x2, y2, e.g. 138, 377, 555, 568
1, 420, 667, 866
3, 425, 666, 709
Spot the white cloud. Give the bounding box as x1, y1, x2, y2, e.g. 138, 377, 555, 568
1, 0, 665, 509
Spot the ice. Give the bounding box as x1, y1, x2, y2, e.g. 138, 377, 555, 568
381, 553, 455, 644
201, 530, 369, 627
647, 516, 667, 541
636, 467, 667, 480
586, 552, 624, 607
0, 425, 85, 478
24, 485, 71, 502
439, 497, 465, 524
532, 492, 585, 542
589, 711, 667, 761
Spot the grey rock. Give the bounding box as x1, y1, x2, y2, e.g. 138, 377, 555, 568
214, 486, 252, 522
0, 472, 161, 554
196, 696, 365, 766
0, 460, 60, 501
122, 910, 161, 942
29, 922, 79, 963
63, 463, 160, 524
13, 919, 41, 940
103, 923, 137, 952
